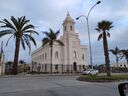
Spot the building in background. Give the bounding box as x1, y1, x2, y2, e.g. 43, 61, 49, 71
31, 13, 88, 73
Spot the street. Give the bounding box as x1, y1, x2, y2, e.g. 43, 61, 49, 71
0, 75, 124, 96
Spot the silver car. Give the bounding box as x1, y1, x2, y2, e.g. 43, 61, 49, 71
82, 69, 99, 75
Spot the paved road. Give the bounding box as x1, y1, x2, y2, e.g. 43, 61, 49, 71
0, 75, 125, 96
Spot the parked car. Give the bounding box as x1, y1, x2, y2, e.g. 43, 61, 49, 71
81, 69, 99, 75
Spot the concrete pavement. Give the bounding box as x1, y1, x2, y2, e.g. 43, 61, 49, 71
0, 75, 125, 96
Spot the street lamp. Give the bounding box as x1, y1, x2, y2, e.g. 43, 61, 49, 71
76, 1, 101, 69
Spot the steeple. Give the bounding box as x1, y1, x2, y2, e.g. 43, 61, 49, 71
63, 12, 74, 23
63, 12, 75, 34
67, 11, 70, 16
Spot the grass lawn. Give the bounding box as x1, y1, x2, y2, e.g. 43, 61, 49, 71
77, 74, 128, 82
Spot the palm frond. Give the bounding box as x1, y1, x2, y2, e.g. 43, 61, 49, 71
24, 30, 39, 35
42, 37, 50, 46
109, 49, 115, 54
49, 28, 54, 33
95, 28, 101, 33
18, 17, 22, 24
108, 25, 113, 30
23, 34, 37, 47
21, 38, 25, 50
97, 20, 113, 31
11, 16, 19, 31
22, 18, 30, 25
42, 29, 60, 48
0, 30, 14, 37
43, 31, 50, 39
98, 33, 102, 41
23, 35, 31, 54
119, 49, 126, 59
21, 24, 34, 32
56, 40, 64, 46
55, 30, 60, 37
6, 34, 14, 46
20, 16, 30, 29
107, 32, 110, 38
0, 19, 16, 31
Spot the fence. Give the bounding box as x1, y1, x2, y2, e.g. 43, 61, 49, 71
30, 63, 85, 74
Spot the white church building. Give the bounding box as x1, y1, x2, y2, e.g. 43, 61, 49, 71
31, 13, 88, 73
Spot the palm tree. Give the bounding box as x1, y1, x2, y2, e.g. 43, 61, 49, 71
0, 16, 39, 75
42, 29, 63, 73
109, 46, 120, 67
19, 60, 26, 65
19, 60, 26, 74
95, 20, 113, 76
120, 49, 128, 65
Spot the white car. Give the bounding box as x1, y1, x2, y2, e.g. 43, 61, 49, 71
82, 69, 99, 75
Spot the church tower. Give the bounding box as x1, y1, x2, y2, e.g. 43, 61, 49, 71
62, 12, 75, 35
62, 12, 83, 71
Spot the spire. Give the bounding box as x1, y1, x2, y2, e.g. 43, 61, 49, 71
67, 11, 70, 16
63, 12, 75, 33
64, 12, 73, 23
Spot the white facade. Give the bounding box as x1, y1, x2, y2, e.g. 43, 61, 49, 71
31, 13, 88, 73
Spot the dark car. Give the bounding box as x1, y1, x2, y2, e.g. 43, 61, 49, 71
118, 83, 128, 96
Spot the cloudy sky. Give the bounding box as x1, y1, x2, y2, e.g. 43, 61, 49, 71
0, 0, 128, 65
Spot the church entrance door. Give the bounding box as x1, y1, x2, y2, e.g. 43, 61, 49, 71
73, 62, 77, 72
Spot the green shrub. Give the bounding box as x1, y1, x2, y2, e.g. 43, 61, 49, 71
77, 75, 128, 82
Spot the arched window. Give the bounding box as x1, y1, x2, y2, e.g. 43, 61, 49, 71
43, 54, 44, 60
55, 51, 58, 59
70, 25, 72, 31
73, 51, 76, 59
64, 26, 66, 31
40, 55, 41, 61
45, 53, 47, 60
82, 54, 84, 60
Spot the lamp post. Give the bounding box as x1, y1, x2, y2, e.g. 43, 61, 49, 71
76, 1, 101, 69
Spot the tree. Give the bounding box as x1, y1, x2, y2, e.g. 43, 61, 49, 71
6, 61, 13, 74
42, 29, 63, 73
120, 49, 128, 65
0, 16, 39, 75
95, 20, 113, 76
19, 60, 26, 73
109, 46, 120, 67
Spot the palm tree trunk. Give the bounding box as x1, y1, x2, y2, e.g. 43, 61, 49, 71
116, 55, 119, 67
9, 63, 11, 74
50, 45, 53, 74
12, 37, 20, 75
103, 31, 111, 76
127, 59, 128, 65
